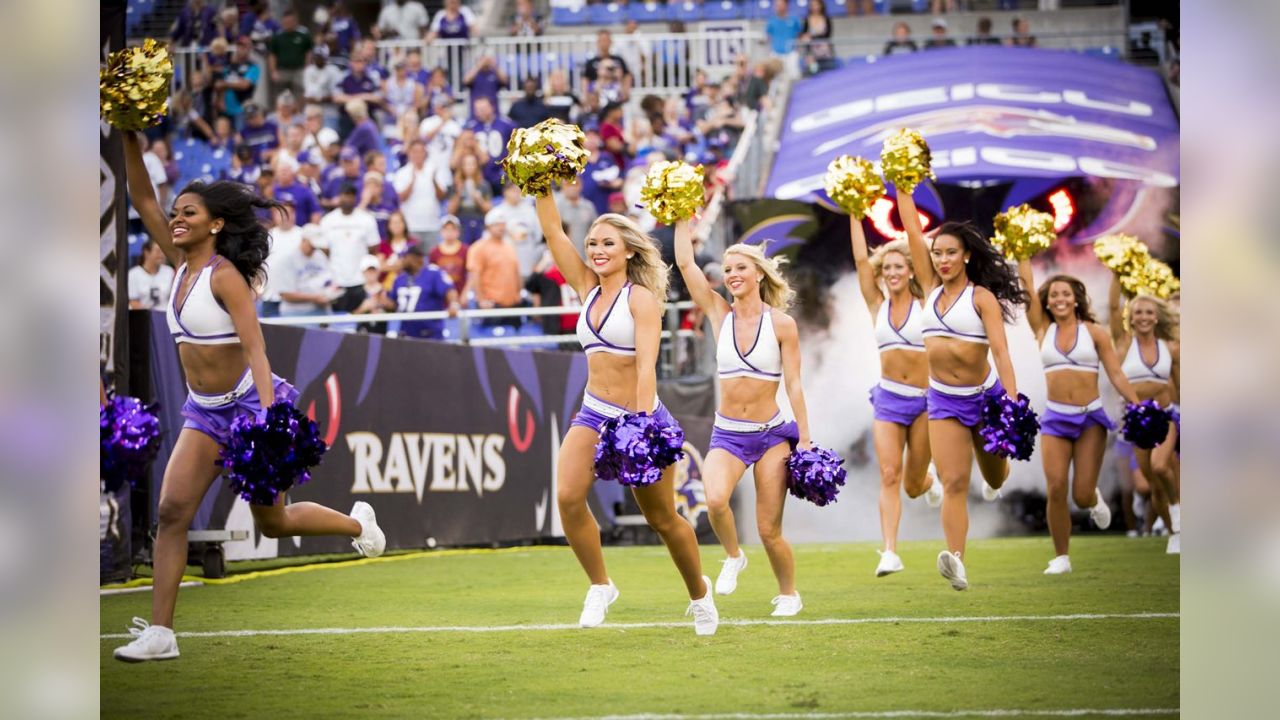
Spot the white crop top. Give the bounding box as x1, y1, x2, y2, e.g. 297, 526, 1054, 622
1040, 322, 1099, 374
921, 284, 988, 344
576, 283, 636, 356
1121, 338, 1171, 385
717, 308, 782, 381
166, 257, 239, 345
874, 297, 925, 353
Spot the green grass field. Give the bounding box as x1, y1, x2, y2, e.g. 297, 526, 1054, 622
100, 536, 1179, 719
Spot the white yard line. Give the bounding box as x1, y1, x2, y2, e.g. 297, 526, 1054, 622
99, 611, 1178, 640
100, 581, 202, 596
516, 710, 1178, 720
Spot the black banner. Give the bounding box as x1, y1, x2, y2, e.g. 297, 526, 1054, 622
144, 313, 718, 560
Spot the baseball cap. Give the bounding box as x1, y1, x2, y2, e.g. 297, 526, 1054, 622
313, 44, 330, 59
440, 214, 460, 227
299, 148, 321, 166
317, 127, 340, 149
932, 18, 948, 29
431, 93, 454, 109
243, 102, 263, 116
359, 255, 381, 272
339, 146, 359, 162
484, 208, 505, 227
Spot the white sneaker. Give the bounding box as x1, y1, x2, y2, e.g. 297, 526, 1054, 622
1166, 533, 1180, 555
578, 581, 619, 627
1126, 529, 1140, 539
113, 617, 179, 662
981, 480, 1003, 502
770, 593, 803, 617
1044, 555, 1072, 575
349, 502, 386, 558
875, 549, 904, 577
1168, 503, 1181, 534
937, 550, 968, 591
685, 576, 719, 635
714, 551, 748, 595
924, 465, 944, 508
1089, 489, 1112, 530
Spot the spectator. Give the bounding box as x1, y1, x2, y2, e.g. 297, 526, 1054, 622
238, 103, 278, 165
463, 54, 508, 120
464, 97, 517, 193
171, 0, 218, 47
271, 91, 302, 131
325, 1, 361, 58
351, 254, 392, 334
1010, 17, 1038, 48
598, 102, 628, 172
543, 70, 581, 124
429, 0, 478, 41
215, 36, 261, 128
170, 88, 216, 143
384, 59, 424, 119
334, 56, 383, 137
128, 239, 175, 310
343, 99, 381, 159
765, 0, 803, 75
298, 148, 326, 196
394, 138, 453, 250
616, 20, 648, 88
429, 215, 469, 290
883, 22, 919, 56
142, 138, 175, 210
261, 202, 304, 317
800, 0, 835, 75
355, 39, 389, 84
318, 183, 382, 315
377, 210, 415, 282
607, 191, 629, 217
465, 210, 523, 324
554, 180, 598, 247
447, 152, 494, 244
925, 18, 957, 50
405, 49, 431, 87
273, 157, 323, 225
267, 9, 313, 103
509, 77, 551, 128
489, 184, 542, 276
585, 59, 626, 112
849, 0, 874, 15
216, 6, 241, 44
419, 94, 463, 160
582, 30, 633, 102
930, 0, 958, 13
509, 0, 543, 37
277, 123, 307, 166
523, 238, 571, 336
387, 245, 459, 340
374, 0, 430, 40
323, 147, 364, 206
967, 17, 1003, 46
277, 224, 337, 318
228, 144, 261, 186
302, 45, 342, 109
244, 1, 280, 49
580, 127, 622, 216
424, 66, 454, 109
450, 128, 490, 174
360, 170, 401, 239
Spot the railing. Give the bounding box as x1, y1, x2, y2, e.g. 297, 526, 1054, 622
816, 28, 1138, 63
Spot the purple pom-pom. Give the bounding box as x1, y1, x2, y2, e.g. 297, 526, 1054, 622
785, 445, 848, 506
979, 393, 1040, 461
593, 412, 686, 487
1121, 400, 1172, 450
100, 394, 161, 493
219, 400, 328, 505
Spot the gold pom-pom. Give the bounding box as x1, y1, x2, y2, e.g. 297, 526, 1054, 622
1123, 258, 1180, 299
879, 128, 935, 194
1093, 233, 1151, 278
823, 155, 885, 220
99, 39, 173, 131
991, 204, 1056, 260
501, 118, 590, 197
639, 161, 705, 225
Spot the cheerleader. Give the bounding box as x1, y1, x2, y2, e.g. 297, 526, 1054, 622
674, 222, 810, 615
535, 195, 718, 635
849, 216, 942, 577
1018, 261, 1141, 573
112, 133, 386, 662
1109, 276, 1181, 554
900, 190, 1028, 590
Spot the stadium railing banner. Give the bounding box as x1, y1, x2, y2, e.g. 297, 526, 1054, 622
141, 312, 717, 560
765, 46, 1181, 204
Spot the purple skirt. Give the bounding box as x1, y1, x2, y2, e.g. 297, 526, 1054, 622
181, 369, 298, 447
1041, 400, 1115, 440
868, 381, 928, 427
1114, 438, 1139, 471
926, 376, 1005, 428
708, 413, 800, 466
571, 391, 678, 433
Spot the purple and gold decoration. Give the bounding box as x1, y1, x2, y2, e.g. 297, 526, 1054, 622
100, 394, 161, 493
879, 128, 935, 194
99, 38, 173, 131
594, 412, 686, 487
220, 400, 328, 506
502, 118, 590, 197
639, 161, 705, 225
785, 446, 848, 506
823, 155, 885, 220
991, 204, 1055, 260
979, 393, 1040, 461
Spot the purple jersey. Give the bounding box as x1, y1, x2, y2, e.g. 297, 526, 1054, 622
323, 172, 365, 200
240, 120, 279, 164
339, 70, 379, 97
581, 156, 621, 215
367, 189, 401, 239
345, 120, 381, 159
329, 16, 360, 56
466, 70, 501, 117
273, 182, 320, 224
392, 266, 454, 338
464, 116, 517, 188
434, 12, 470, 39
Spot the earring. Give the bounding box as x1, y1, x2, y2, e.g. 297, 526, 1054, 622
212, 228, 218, 234
964, 259, 969, 264
627, 254, 634, 259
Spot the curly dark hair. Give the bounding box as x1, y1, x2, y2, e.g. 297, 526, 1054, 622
1037, 274, 1097, 323
933, 221, 1028, 322
176, 180, 279, 290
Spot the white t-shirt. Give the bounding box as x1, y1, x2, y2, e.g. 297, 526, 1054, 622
303, 63, 344, 103
128, 264, 175, 310
263, 225, 304, 302
418, 114, 462, 160
393, 160, 452, 234
318, 208, 381, 287
378, 1, 430, 39
129, 152, 168, 220
429, 6, 478, 34
275, 248, 335, 315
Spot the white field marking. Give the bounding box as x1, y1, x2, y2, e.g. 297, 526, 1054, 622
99, 611, 1177, 640
516, 710, 1179, 720
100, 581, 202, 597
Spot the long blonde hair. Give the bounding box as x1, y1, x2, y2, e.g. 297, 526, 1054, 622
868, 239, 923, 299
723, 242, 796, 310
1124, 293, 1179, 341
590, 214, 670, 305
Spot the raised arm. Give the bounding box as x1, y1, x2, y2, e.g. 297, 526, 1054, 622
210, 264, 275, 406
776, 313, 812, 449
629, 285, 662, 414
674, 218, 729, 324
122, 133, 179, 266
535, 193, 594, 299
1090, 322, 1139, 404
975, 287, 1018, 398
897, 191, 935, 291
1108, 272, 1128, 344
849, 215, 883, 312
1018, 258, 1047, 337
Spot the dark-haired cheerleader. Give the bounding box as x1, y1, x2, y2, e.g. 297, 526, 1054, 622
901, 190, 1028, 591
112, 133, 385, 663
1019, 261, 1140, 574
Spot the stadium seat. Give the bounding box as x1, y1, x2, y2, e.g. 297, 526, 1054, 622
747, 0, 773, 20
588, 2, 627, 25
825, 0, 850, 18
669, 1, 705, 22
789, 0, 807, 17
702, 0, 744, 20
550, 5, 590, 26
627, 1, 670, 23
1084, 46, 1121, 60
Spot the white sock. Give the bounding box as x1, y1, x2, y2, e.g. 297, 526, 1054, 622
1169, 503, 1181, 533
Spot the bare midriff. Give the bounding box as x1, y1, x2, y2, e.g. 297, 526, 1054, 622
179, 343, 249, 393
719, 376, 781, 422
1045, 369, 1103, 406
924, 337, 991, 387
879, 348, 929, 388
585, 354, 642, 410
1132, 379, 1174, 408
